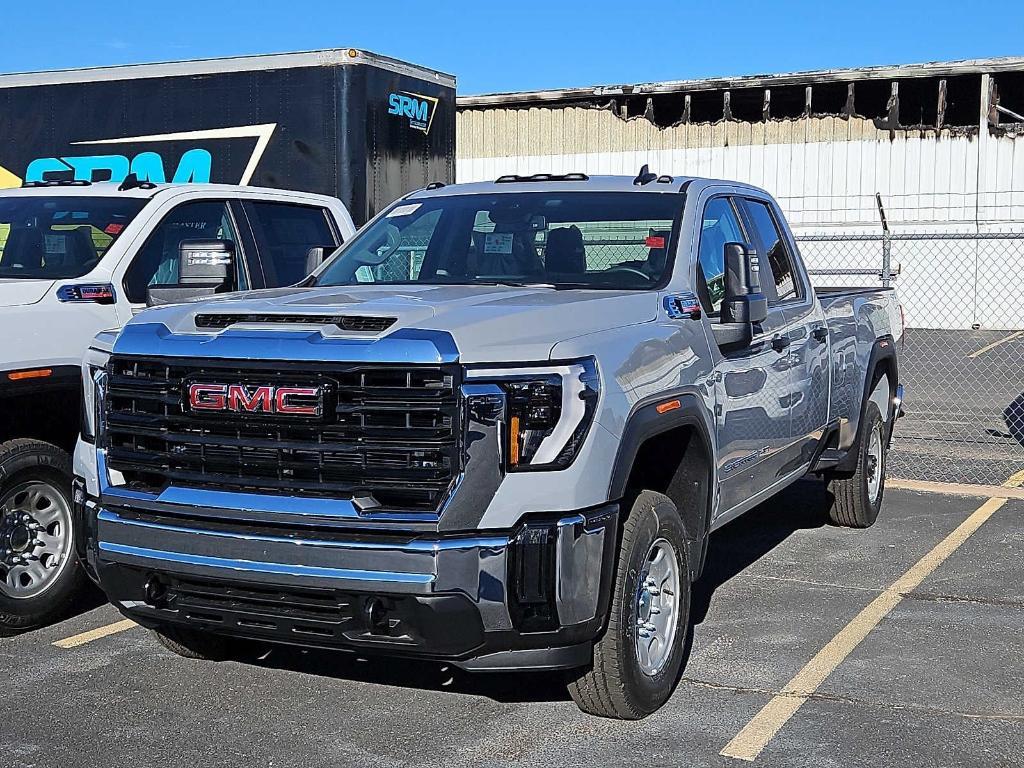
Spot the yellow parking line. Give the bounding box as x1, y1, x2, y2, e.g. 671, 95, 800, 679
967, 330, 1024, 359
720, 495, 1007, 761
53, 619, 137, 649
889, 478, 1024, 500
1002, 468, 1024, 489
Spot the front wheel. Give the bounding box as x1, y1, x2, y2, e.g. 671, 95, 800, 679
567, 490, 691, 719
826, 401, 887, 528
0, 439, 88, 636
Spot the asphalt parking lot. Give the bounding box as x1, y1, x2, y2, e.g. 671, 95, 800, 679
2, 481, 1021, 768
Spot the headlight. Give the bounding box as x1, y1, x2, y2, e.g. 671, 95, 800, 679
80, 349, 110, 444
466, 359, 599, 471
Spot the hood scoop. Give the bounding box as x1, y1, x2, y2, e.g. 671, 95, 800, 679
194, 313, 397, 333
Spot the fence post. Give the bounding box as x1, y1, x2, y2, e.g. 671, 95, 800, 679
881, 231, 892, 288
876, 192, 892, 288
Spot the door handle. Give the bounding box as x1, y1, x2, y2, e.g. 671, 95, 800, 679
771, 335, 791, 352
812, 326, 829, 343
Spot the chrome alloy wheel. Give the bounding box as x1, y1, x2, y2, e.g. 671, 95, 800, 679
0, 481, 73, 599
634, 537, 681, 676
866, 421, 884, 505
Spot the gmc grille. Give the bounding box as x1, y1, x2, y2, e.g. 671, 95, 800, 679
103, 356, 461, 512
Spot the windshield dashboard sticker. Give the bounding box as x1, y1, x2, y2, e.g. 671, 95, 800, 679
387, 203, 422, 218
483, 233, 514, 254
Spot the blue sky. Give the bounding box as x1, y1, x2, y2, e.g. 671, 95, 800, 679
3, 1, 1019, 94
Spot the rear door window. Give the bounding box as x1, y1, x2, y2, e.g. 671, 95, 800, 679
243, 202, 339, 287
742, 199, 799, 303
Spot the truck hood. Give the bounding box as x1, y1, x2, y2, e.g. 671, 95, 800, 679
0, 278, 55, 307
128, 284, 659, 363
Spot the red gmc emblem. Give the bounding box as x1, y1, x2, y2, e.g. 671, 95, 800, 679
187, 383, 323, 416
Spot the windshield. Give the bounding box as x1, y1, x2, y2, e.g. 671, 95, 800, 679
0, 196, 146, 279
314, 191, 684, 290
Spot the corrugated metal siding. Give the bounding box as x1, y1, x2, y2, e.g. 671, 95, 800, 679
457, 106, 1024, 228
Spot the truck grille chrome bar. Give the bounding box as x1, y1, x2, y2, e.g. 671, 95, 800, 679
102, 356, 461, 512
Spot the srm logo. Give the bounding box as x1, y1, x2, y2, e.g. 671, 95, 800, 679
387, 91, 438, 134
188, 383, 323, 416
24, 123, 277, 185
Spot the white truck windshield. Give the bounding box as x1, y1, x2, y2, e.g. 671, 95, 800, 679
0, 196, 146, 279
315, 192, 684, 290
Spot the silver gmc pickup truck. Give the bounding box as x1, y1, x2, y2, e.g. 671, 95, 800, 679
72, 169, 904, 719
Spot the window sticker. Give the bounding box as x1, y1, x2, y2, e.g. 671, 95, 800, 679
483, 232, 514, 255
44, 234, 65, 254
387, 203, 422, 218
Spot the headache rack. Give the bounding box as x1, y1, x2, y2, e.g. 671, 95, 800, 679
101, 355, 462, 513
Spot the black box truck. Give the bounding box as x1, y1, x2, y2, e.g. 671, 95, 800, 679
0, 48, 455, 224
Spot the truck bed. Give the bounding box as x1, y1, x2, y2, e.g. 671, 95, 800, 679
816, 283, 902, 450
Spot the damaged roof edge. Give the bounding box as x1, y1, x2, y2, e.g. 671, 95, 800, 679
457, 56, 1024, 108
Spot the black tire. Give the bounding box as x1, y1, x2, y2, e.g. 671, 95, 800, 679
0, 439, 89, 636
153, 624, 264, 662
567, 490, 691, 719
827, 401, 887, 528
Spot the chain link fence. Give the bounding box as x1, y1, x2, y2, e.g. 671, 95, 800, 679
797, 231, 1024, 485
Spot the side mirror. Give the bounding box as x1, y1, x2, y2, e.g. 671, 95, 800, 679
145, 239, 235, 307
304, 246, 327, 276
712, 242, 768, 349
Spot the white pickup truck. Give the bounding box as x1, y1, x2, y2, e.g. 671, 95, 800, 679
0, 179, 355, 633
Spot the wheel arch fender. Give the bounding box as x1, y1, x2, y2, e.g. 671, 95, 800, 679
836, 335, 899, 472
608, 392, 717, 579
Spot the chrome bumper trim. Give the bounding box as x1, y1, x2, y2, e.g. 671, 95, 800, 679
98, 541, 436, 588
96, 509, 507, 553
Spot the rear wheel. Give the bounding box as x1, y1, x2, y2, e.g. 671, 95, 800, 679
0, 439, 88, 635
567, 490, 691, 719
827, 401, 887, 528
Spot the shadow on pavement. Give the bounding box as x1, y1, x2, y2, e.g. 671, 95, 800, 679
251, 645, 572, 703
690, 479, 829, 624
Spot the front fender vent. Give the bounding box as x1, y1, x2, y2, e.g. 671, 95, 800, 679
194, 314, 396, 333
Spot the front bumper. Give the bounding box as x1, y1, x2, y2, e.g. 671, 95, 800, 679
76, 487, 618, 671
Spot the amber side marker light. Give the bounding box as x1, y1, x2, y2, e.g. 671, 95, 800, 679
8, 368, 52, 381
656, 399, 681, 414
509, 414, 521, 466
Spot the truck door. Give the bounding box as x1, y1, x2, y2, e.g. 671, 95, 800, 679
738, 197, 830, 468
697, 196, 798, 515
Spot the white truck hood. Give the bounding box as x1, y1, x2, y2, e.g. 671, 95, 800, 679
127, 284, 659, 363
0, 278, 55, 307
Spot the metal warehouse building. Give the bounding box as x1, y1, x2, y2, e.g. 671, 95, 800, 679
456, 58, 1024, 330
456, 58, 1024, 230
